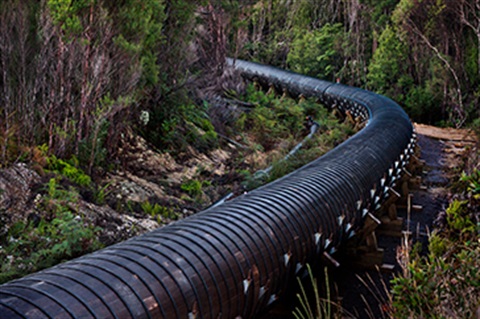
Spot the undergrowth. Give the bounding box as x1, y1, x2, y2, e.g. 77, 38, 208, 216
0, 81, 356, 287
290, 168, 479, 318
391, 169, 480, 318
0, 178, 103, 284
293, 265, 343, 319
236, 84, 357, 190
141, 200, 178, 223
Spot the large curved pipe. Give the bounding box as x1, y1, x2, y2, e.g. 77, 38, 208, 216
0, 60, 414, 319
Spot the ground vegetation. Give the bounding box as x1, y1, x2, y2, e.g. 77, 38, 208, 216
0, 0, 479, 315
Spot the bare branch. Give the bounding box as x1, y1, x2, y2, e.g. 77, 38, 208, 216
407, 17, 465, 127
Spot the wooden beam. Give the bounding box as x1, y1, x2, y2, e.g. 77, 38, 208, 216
377, 217, 404, 237
361, 213, 382, 236
350, 247, 384, 269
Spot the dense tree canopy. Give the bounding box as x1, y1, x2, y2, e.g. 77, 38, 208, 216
234, 0, 480, 127
0, 0, 479, 169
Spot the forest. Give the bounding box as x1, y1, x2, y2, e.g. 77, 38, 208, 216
0, 0, 479, 167
0, 0, 479, 318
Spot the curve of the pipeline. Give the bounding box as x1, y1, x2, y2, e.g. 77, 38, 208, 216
0, 59, 415, 319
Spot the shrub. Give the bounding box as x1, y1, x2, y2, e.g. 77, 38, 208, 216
287, 23, 344, 81
181, 179, 206, 197
0, 178, 102, 284
391, 170, 480, 318
141, 200, 177, 221
143, 102, 218, 154
46, 155, 92, 187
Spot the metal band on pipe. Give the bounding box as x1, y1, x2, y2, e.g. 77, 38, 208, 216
0, 59, 414, 318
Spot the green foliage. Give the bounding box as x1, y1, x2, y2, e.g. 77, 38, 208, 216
238, 84, 307, 150
3, 0, 480, 179
391, 169, 480, 318
391, 256, 447, 316
155, 0, 196, 85
391, 240, 480, 318
234, 0, 480, 126
472, 118, 480, 139
363, 0, 399, 32
77, 95, 129, 173
367, 25, 409, 95
243, 0, 294, 65
240, 169, 265, 191
181, 179, 210, 197
427, 231, 447, 257
112, 0, 166, 86
267, 147, 322, 184
287, 23, 343, 81
403, 85, 437, 121
184, 102, 219, 152
265, 121, 353, 184
0, 178, 102, 284
445, 199, 477, 239
143, 100, 218, 153
141, 200, 177, 221
47, 155, 91, 187
0, 212, 102, 284
460, 169, 480, 195
47, 0, 94, 37
93, 182, 111, 205
241, 1, 343, 67
0, 0, 172, 171
465, 32, 479, 86
78, 122, 109, 172
366, 22, 446, 123
236, 84, 355, 190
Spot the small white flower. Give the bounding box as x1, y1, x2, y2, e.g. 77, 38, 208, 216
34, 194, 42, 204
139, 110, 150, 126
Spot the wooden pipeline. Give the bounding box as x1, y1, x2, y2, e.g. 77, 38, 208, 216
0, 60, 415, 319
